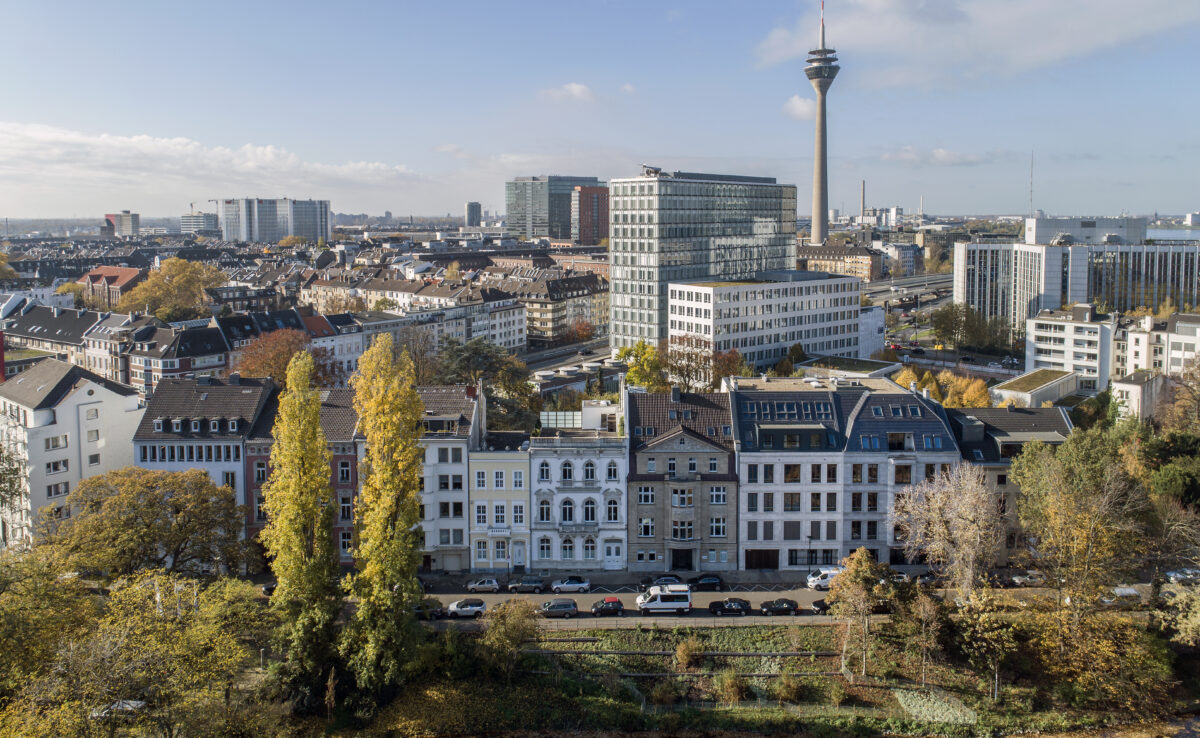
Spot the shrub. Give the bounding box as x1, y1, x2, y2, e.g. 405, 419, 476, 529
675, 636, 702, 671
773, 670, 806, 704
713, 669, 748, 706
828, 679, 847, 707
649, 679, 678, 706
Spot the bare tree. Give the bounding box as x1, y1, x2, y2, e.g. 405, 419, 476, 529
663, 334, 713, 393
395, 324, 439, 385
890, 463, 1003, 600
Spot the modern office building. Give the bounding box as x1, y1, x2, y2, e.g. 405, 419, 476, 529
219, 198, 332, 243
805, 8, 839, 246
180, 211, 220, 235
104, 211, 140, 237
465, 201, 482, 228
608, 168, 797, 352
667, 270, 863, 367
954, 216, 1200, 330
505, 176, 603, 240
1025, 304, 1116, 394
570, 185, 609, 245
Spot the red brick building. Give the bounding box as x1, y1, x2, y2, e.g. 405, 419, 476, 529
571, 186, 609, 245
77, 266, 146, 308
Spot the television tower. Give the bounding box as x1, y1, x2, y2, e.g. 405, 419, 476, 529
805, 2, 839, 245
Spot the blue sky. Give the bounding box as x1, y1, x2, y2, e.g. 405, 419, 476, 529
1, 0, 1198, 218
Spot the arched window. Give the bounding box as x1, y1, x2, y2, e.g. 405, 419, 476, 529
583, 461, 596, 481
583, 538, 596, 560
538, 537, 552, 559
583, 498, 597, 522
561, 499, 574, 523
538, 460, 551, 481
561, 461, 573, 481
607, 460, 619, 480
561, 538, 574, 560
538, 500, 551, 523
607, 499, 620, 522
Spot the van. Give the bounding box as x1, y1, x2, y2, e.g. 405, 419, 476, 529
807, 568, 843, 591
635, 584, 692, 615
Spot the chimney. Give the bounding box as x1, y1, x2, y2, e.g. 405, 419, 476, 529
670, 386, 681, 403
922, 388, 930, 400
227, 372, 240, 385
909, 381, 918, 393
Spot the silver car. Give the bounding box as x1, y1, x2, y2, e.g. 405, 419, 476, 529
550, 576, 590, 594
467, 577, 500, 593
446, 598, 487, 618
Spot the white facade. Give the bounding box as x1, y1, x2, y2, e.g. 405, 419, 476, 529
180, 212, 219, 234
667, 270, 862, 368
1025, 216, 1147, 246
0, 362, 143, 544
529, 401, 628, 572
219, 198, 331, 243
1025, 306, 1116, 394
858, 305, 886, 359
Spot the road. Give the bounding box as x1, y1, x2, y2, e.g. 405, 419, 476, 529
863, 273, 951, 299
523, 337, 611, 372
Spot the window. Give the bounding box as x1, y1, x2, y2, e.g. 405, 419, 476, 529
710, 517, 727, 537
868, 464, 879, 483
44, 435, 67, 451
255, 462, 267, 483
439, 502, 450, 518
452, 529, 463, 544
810, 492, 821, 512
639, 517, 654, 537
476, 470, 487, 489
191, 420, 201, 432
229, 419, 238, 432
45, 460, 68, 475
153, 419, 163, 432
223, 471, 236, 492
708, 457, 718, 472
475, 504, 487, 525
513, 503, 525, 525
514, 470, 524, 489
895, 465, 912, 484
493, 503, 505, 525
494, 470, 504, 489
561, 538, 574, 560
538, 500, 551, 522
538, 461, 550, 481
687, 457, 697, 473
495, 540, 507, 560
256, 497, 267, 521
607, 499, 619, 522
46, 481, 69, 498
452, 502, 463, 518
583, 498, 596, 522
583, 538, 596, 560
671, 520, 693, 540
826, 492, 837, 512
826, 521, 837, 539
583, 461, 596, 481
866, 521, 878, 540
538, 538, 552, 559
210, 420, 219, 433
811, 464, 821, 483
810, 520, 821, 540
638, 486, 655, 504
647, 458, 656, 472
762, 493, 774, 512
997, 474, 1008, 486
746, 520, 758, 541
607, 460, 619, 480
561, 499, 574, 522
747, 492, 758, 512
851, 492, 862, 512
452, 448, 462, 463
476, 540, 488, 560
784, 464, 802, 483
671, 488, 693, 507
710, 486, 727, 504
763, 464, 775, 483
783, 493, 803, 511
852, 521, 862, 540
826, 465, 837, 483
438, 475, 450, 491
340, 531, 352, 553
747, 464, 758, 483
340, 496, 352, 521
339, 461, 351, 484
867, 492, 878, 512
451, 475, 463, 490
561, 462, 573, 481
925, 463, 936, 480
87, 429, 99, 443
86, 408, 99, 420
667, 457, 676, 476
88, 453, 100, 466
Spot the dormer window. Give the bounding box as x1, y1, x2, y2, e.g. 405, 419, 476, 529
153, 419, 163, 432
210, 420, 220, 432
229, 419, 238, 432
172, 419, 182, 433
191, 420, 200, 432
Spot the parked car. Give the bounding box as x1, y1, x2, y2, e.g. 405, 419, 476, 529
909, 347, 926, 355
591, 597, 624, 617
551, 576, 590, 594
261, 582, 277, 597
916, 570, 946, 586
987, 361, 1003, 369
759, 598, 799, 616
1166, 568, 1200, 584
807, 567, 843, 591
889, 342, 903, 350
539, 598, 579, 618
638, 575, 684, 591
507, 576, 545, 594
686, 574, 724, 592
414, 597, 446, 620
636, 584, 692, 615
579, 348, 594, 355
467, 577, 500, 593
708, 597, 752, 616
888, 571, 911, 584
1010, 570, 1047, 587
446, 598, 486, 618
1100, 586, 1141, 609
810, 598, 830, 615
959, 355, 976, 363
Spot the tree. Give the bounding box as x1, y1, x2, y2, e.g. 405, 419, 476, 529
395, 324, 438, 385
828, 547, 890, 677
901, 589, 944, 688
891, 463, 1003, 600
434, 337, 538, 431
663, 334, 712, 393
0, 253, 15, 280
372, 297, 399, 312
0, 442, 24, 513
1160, 356, 1200, 433
116, 257, 225, 321
1160, 585, 1200, 646
930, 304, 965, 347
42, 467, 244, 577
962, 378, 991, 408
444, 261, 461, 282
617, 340, 668, 392
956, 590, 1016, 702
341, 334, 424, 700
259, 352, 341, 713
235, 328, 343, 388
479, 599, 539, 686
563, 318, 595, 344
54, 283, 85, 308
892, 366, 919, 390
710, 348, 754, 390
325, 294, 368, 313
278, 235, 311, 248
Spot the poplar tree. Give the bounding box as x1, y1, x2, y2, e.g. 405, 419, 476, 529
341, 333, 425, 699
260, 351, 341, 713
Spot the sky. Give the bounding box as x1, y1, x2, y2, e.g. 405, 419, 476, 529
1, 0, 1198, 219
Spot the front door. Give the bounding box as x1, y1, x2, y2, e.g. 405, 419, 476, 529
603, 540, 623, 570
512, 541, 526, 570
670, 548, 693, 571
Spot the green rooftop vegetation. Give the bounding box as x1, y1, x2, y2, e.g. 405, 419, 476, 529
4, 348, 54, 361
994, 368, 1071, 393
803, 356, 897, 373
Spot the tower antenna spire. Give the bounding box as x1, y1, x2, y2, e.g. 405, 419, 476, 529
819, 1, 826, 48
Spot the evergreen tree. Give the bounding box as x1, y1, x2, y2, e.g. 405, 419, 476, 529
341, 334, 425, 702
259, 352, 341, 713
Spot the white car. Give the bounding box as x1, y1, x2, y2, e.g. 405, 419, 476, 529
467, 577, 500, 593
807, 568, 843, 591
1010, 570, 1047, 587
551, 576, 590, 594
446, 598, 487, 618
987, 361, 1002, 369
1166, 568, 1200, 584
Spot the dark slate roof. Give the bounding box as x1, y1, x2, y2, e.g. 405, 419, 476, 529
248, 387, 359, 443
251, 310, 305, 333
174, 327, 229, 358
626, 392, 734, 452
416, 386, 477, 437
5, 305, 104, 346
945, 407, 1072, 463
134, 376, 274, 440
214, 314, 261, 344
484, 431, 530, 451
0, 358, 137, 410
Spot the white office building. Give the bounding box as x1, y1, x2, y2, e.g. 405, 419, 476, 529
667, 270, 863, 368
1025, 304, 1116, 394
180, 212, 220, 234
219, 198, 332, 243
609, 168, 797, 352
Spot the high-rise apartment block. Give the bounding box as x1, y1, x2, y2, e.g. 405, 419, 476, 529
570, 185, 609, 245
180, 211, 219, 235
103, 211, 140, 237
608, 168, 797, 352
505, 176, 602, 240
218, 198, 331, 244
465, 201, 482, 227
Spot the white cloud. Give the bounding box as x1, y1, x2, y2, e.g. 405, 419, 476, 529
620, 83, 635, 94
880, 145, 1011, 167
756, 0, 1200, 86
782, 94, 816, 121
541, 82, 594, 103
434, 143, 473, 160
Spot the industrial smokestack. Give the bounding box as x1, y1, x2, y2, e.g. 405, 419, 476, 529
860, 180, 866, 218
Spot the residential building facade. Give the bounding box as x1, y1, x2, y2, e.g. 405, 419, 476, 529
468, 432, 531, 573
417, 386, 482, 572
76, 266, 145, 308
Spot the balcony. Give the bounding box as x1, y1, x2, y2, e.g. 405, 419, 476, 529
556, 478, 601, 490
560, 522, 600, 535
487, 524, 511, 536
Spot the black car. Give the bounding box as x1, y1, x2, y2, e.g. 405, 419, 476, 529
261, 582, 277, 597
708, 597, 751, 616
810, 598, 830, 615
591, 597, 625, 617
959, 355, 976, 363
507, 576, 545, 593
759, 598, 799, 616
687, 574, 724, 592
639, 575, 684, 591
909, 347, 926, 355
579, 348, 594, 355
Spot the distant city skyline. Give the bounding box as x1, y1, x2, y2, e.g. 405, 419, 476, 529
1, 1, 1198, 218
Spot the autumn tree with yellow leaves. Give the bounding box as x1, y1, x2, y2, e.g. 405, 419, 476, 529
117, 257, 225, 321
